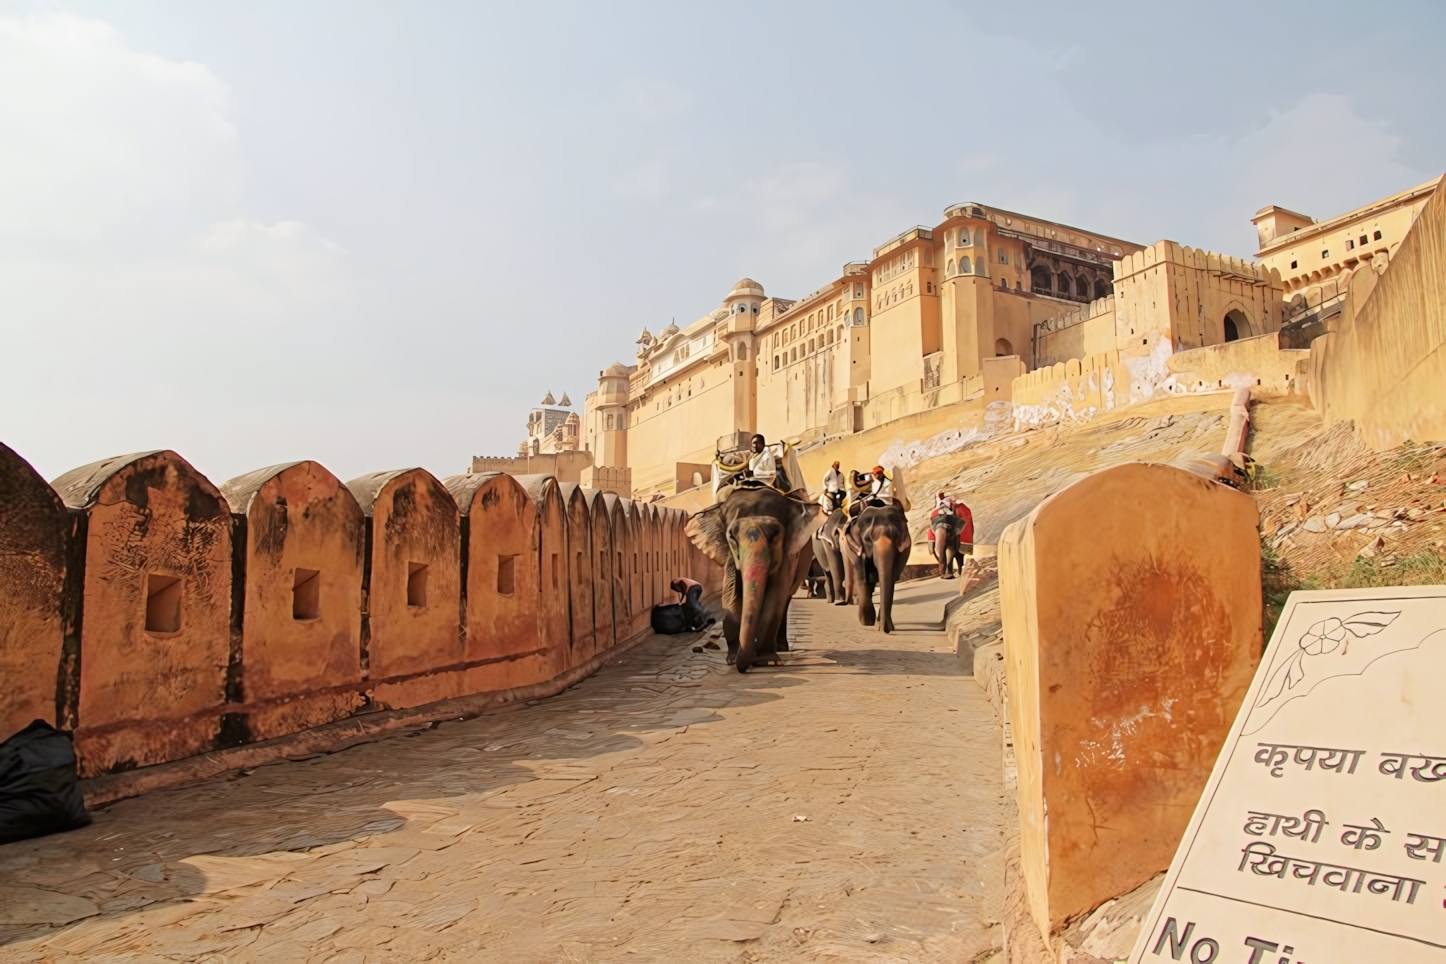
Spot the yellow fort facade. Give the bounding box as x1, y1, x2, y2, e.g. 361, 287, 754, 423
583, 180, 1444, 502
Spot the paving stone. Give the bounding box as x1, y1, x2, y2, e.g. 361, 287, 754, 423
0, 581, 1005, 963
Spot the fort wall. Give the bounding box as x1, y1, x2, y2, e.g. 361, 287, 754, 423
0, 446, 710, 787
1311, 178, 1446, 449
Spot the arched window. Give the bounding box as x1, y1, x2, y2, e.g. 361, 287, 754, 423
995, 338, 1012, 356
606, 414, 614, 429
1094, 279, 1110, 300
1031, 265, 1051, 290
853, 307, 864, 325
791, 347, 797, 362
960, 256, 971, 273
958, 229, 970, 247
808, 338, 815, 353
773, 355, 780, 371
737, 343, 748, 360
946, 259, 955, 276
974, 228, 985, 246
827, 328, 834, 345
838, 324, 844, 341
1075, 275, 1089, 298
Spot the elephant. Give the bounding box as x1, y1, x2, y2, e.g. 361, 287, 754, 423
843, 504, 911, 633
686, 485, 822, 672
929, 509, 963, 579
810, 508, 852, 605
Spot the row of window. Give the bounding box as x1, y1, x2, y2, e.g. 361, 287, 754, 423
773, 325, 843, 370
1290, 229, 1385, 269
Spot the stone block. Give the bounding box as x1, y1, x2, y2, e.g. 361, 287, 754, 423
561, 484, 596, 665
51, 451, 232, 776
515, 475, 570, 679
347, 468, 463, 709
999, 461, 1262, 937
0, 443, 70, 738
221, 461, 365, 742
443, 472, 543, 686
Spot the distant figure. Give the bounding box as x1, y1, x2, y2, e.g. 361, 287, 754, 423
745, 434, 776, 482
820, 461, 846, 511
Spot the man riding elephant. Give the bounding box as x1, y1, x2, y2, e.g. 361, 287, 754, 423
844, 502, 910, 633
928, 492, 973, 579
685, 485, 821, 672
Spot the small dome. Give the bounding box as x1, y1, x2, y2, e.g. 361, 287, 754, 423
636, 328, 653, 344
731, 278, 764, 296
604, 361, 629, 377
660, 322, 680, 338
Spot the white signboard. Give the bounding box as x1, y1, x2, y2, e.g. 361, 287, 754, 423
1130, 586, 1446, 964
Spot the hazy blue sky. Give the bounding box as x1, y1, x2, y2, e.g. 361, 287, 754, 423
2, 1, 1443, 484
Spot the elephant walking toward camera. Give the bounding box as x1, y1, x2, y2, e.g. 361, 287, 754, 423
811, 509, 851, 605
844, 504, 911, 633
686, 486, 821, 672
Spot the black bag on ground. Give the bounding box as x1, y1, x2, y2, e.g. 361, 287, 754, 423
0, 720, 92, 845
651, 603, 691, 635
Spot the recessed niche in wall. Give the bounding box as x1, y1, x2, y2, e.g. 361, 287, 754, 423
497, 554, 516, 595
145, 573, 183, 634
407, 561, 428, 608
292, 568, 321, 620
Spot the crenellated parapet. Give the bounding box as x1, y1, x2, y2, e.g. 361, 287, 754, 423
0, 443, 719, 792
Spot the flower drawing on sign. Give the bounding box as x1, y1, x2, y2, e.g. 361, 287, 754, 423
1255, 612, 1400, 712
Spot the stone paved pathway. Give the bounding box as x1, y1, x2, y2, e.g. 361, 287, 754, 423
0, 582, 1007, 963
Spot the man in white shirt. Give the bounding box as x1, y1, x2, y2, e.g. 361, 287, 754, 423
745, 434, 776, 485
820, 461, 846, 511
867, 465, 893, 504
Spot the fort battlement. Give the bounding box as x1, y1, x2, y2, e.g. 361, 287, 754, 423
0, 444, 715, 795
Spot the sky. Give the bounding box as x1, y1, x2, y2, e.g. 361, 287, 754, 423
2, 0, 1444, 486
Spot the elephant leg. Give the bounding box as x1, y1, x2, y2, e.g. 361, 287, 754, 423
874, 541, 898, 634
834, 551, 851, 606
858, 560, 877, 626
723, 610, 741, 665
774, 606, 789, 654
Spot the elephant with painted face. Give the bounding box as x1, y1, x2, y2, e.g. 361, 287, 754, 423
686, 485, 821, 672
843, 504, 911, 633
811, 509, 852, 605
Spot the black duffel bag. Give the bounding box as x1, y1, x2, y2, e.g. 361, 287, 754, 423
0, 720, 92, 845
651, 603, 691, 635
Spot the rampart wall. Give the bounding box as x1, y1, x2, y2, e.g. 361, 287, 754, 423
0, 446, 718, 784
1311, 178, 1446, 449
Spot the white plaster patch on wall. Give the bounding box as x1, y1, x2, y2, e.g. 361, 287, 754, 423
1123, 339, 1176, 405
877, 402, 1014, 468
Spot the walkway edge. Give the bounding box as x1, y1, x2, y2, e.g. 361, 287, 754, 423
79, 624, 688, 809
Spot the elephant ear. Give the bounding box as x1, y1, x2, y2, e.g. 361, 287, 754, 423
686, 505, 731, 567
786, 503, 823, 561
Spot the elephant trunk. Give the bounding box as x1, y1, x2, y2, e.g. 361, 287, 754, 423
874, 535, 897, 633
735, 531, 773, 672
